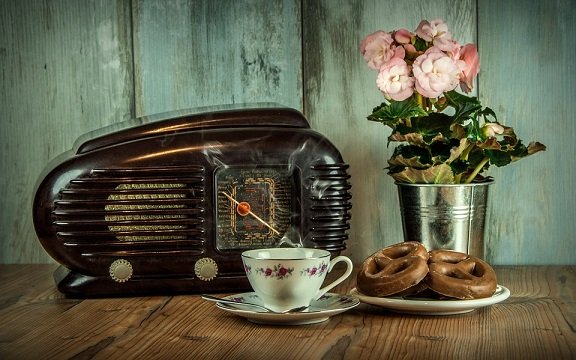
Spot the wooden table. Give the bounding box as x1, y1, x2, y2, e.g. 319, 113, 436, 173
0, 265, 574, 359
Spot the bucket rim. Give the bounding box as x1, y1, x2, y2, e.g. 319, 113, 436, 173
395, 179, 494, 188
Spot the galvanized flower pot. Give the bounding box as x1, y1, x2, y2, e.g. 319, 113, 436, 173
396, 180, 493, 259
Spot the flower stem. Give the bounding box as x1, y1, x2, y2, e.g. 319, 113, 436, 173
464, 157, 490, 184
460, 142, 475, 161
415, 93, 427, 111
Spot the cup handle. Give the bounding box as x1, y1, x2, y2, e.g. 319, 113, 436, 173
314, 255, 353, 300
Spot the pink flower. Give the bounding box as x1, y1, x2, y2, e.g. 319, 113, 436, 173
416, 19, 450, 41
392, 46, 406, 61
416, 19, 456, 52
413, 47, 461, 98
446, 40, 462, 61
458, 44, 480, 93
434, 37, 458, 53
394, 29, 413, 44
402, 43, 420, 59
359, 30, 398, 70
376, 57, 415, 101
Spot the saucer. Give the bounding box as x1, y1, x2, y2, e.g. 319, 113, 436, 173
213, 292, 359, 325
350, 285, 510, 315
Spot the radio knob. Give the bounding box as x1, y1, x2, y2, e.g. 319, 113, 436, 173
195, 258, 218, 281
109, 259, 133, 283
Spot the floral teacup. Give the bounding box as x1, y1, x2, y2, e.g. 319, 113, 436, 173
241, 248, 353, 312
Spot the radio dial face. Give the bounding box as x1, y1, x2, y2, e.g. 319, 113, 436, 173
215, 166, 295, 250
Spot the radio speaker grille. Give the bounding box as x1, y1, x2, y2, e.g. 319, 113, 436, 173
52, 165, 206, 253
105, 182, 188, 241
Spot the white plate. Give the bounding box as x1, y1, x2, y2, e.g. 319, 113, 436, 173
350, 285, 510, 315
213, 292, 360, 325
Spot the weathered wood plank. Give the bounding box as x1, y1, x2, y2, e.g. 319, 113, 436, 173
132, 0, 302, 116
0, 0, 134, 263
478, 0, 576, 264
303, 0, 477, 263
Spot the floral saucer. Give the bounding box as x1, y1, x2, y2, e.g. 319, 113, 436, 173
350, 285, 510, 315
213, 292, 359, 325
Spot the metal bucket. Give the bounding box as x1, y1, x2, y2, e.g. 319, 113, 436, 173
396, 180, 493, 259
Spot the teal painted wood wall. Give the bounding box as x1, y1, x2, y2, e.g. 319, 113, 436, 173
1, 0, 574, 265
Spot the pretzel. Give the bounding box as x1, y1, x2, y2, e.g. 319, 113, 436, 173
356, 241, 429, 297
425, 249, 497, 299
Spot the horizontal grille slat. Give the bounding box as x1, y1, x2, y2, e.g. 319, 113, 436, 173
56, 229, 204, 243
81, 249, 205, 257
311, 224, 350, 231
69, 177, 204, 185
63, 239, 204, 247
60, 187, 204, 196
90, 165, 205, 175
310, 214, 351, 222
309, 193, 352, 201
310, 204, 353, 211
58, 228, 204, 239
54, 218, 204, 227
53, 208, 204, 217
55, 198, 204, 207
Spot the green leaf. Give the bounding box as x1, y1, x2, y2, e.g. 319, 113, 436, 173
444, 90, 482, 124
389, 144, 432, 167
429, 138, 458, 162
450, 159, 469, 175
392, 112, 453, 144
414, 37, 428, 52
465, 120, 483, 142
485, 149, 512, 167
526, 141, 547, 155
390, 164, 455, 184
479, 106, 497, 122
468, 149, 490, 170
367, 98, 427, 127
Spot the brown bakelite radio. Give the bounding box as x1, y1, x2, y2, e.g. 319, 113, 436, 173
33, 106, 352, 297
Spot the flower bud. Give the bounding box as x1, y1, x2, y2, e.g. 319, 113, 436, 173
482, 123, 505, 137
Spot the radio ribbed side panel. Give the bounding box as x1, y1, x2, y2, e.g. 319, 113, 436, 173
306, 164, 352, 252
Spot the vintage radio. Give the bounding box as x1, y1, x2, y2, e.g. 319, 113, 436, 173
33, 105, 352, 297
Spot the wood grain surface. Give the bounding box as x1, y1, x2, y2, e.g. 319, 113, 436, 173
1, 0, 574, 265
132, 0, 302, 116
0, 265, 574, 359
0, 0, 134, 263
478, 0, 576, 264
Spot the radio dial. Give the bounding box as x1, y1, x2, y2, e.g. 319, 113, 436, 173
109, 259, 133, 283
195, 258, 218, 281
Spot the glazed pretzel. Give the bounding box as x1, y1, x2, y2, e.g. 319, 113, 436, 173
356, 241, 429, 297
425, 249, 497, 299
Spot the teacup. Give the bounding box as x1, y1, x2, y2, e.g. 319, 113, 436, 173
241, 248, 353, 312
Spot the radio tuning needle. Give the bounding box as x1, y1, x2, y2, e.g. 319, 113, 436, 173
221, 192, 280, 235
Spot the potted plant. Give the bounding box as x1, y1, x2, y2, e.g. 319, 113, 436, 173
359, 19, 546, 257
